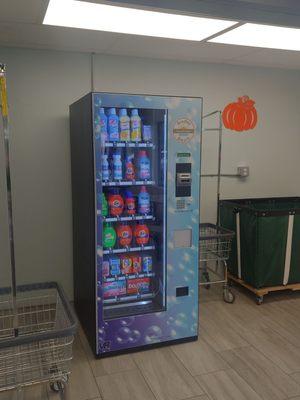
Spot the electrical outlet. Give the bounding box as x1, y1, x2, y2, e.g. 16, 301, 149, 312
237, 166, 249, 177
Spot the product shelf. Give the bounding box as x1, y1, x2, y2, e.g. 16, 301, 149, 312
103, 272, 155, 283
104, 141, 154, 148
103, 244, 155, 255
102, 180, 155, 187
103, 292, 155, 305
97, 211, 154, 222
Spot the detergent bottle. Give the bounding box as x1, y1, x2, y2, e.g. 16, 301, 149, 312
117, 223, 133, 247
124, 190, 136, 215
102, 154, 110, 181
125, 153, 135, 181
108, 189, 124, 216
101, 193, 108, 217
138, 150, 151, 180
113, 151, 123, 181
138, 186, 150, 215
108, 108, 119, 142
134, 223, 150, 246
103, 223, 116, 249
142, 125, 152, 142
99, 107, 108, 142
130, 109, 142, 141
119, 109, 130, 141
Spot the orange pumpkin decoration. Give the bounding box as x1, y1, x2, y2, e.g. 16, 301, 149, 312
222, 96, 257, 132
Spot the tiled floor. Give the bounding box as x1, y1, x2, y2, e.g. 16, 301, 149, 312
2, 284, 300, 400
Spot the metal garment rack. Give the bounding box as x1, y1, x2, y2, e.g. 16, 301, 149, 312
199, 110, 235, 303
0, 64, 18, 335
202, 110, 223, 224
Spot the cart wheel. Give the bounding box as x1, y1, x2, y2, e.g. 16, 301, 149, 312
202, 271, 211, 289
50, 381, 65, 393
223, 288, 235, 304
50, 375, 69, 393
256, 296, 264, 305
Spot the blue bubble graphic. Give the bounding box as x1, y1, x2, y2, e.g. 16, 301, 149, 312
144, 325, 162, 344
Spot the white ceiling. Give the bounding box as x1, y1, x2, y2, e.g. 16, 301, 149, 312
0, 0, 300, 70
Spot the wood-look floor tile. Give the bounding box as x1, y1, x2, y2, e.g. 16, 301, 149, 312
0, 390, 14, 400
91, 354, 137, 377
96, 369, 155, 400
171, 338, 228, 376
79, 326, 136, 376
291, 372, 300, 386
196, 369, 262, 400
206, 300, 300, 374
260, 301, 300, 348
187, 396, 210, 400
0, 385, 48, 400
200, 303, 248, 352
134, 347, 203, 400
240, 327, 300, 374
220, 346, 300, 399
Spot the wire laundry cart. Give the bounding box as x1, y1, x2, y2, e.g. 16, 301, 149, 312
0, 282, 77, 394
0, 64, 78, 397
199, 223, 235, 303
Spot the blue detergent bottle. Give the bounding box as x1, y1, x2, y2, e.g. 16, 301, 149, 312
99, 107, 108, 142
108, 108, 119, 142
138, 185, 150, 215
138, 150, 151, 180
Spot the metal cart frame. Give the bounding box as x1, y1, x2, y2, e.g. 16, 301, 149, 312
0, 64, 78, 397
199, 111, 235, 303
199, 223, 235, 303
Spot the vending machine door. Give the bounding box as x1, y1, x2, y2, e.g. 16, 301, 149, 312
93, 93, 201, 356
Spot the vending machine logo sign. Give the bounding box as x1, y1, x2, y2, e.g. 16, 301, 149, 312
173, 118, 195, 143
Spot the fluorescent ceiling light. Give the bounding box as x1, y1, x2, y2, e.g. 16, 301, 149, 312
43, 0, 237, 41
209, 23, 300, 51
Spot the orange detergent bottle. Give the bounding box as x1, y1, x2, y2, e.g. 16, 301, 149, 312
108, 189, 124, 216
134, 223, 150, 246
117, 223, 133, 247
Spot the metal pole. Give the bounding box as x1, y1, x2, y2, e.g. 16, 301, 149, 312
202, 110, 220, 119
216, 111, 222, 225
0, 64, 18, 336
91, 52, 95, 92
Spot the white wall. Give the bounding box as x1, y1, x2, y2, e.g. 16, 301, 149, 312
0, 46, 299, 298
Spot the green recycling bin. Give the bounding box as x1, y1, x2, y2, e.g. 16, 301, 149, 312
220, 197, 300, 289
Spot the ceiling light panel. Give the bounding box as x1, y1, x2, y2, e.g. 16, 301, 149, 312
43, 0, 237, 41
209, 23, 300, 51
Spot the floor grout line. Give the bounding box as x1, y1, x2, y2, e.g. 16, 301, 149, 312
76, 334, 103, 400
131, 360, 162, 400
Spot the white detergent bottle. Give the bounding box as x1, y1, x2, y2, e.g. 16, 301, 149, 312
108, 108, 119, 142
130, 109, 142, 142
102, 154, 110, 181
113, 152, 123, 181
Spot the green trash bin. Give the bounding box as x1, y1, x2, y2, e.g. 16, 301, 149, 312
220, 197, 300, 289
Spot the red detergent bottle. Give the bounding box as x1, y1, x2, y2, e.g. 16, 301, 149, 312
125, 154, 135, 181
124, 190, 136, 215
134, 223, 150, 246
117, 223, 133, 247
108, 189, 124, 217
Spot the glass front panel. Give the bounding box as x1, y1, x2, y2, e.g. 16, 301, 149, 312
94, 105, 167, 320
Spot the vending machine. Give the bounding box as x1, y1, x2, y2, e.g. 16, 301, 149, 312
70, 92, 202, 356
